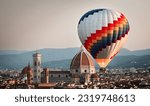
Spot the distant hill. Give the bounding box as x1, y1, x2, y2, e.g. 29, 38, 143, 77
108, 54, 150, 68
42, 55, 150, 69
42, 59, 72, 69
0, 48, 79, 70
117, 48, 150, 56
117, 48, 132, 56
0, 47, 150, 70
0, 50, 27, 55
131, 49, 150, 56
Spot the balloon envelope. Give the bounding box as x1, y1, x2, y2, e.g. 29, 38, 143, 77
78, 9, 130, 68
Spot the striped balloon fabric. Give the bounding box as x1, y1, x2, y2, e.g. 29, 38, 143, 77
78, 9, 130, 68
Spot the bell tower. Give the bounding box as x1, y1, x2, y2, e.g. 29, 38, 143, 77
33, 51, 42, 83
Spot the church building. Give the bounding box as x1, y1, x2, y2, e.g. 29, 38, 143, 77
23, 47, 99, 85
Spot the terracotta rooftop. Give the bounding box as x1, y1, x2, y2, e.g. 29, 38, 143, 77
70, 48, 94, 68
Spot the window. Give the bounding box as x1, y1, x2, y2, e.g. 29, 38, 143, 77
84, 70, 87, 73
76, 70, 78, 72
66, 75, 68, 78
38, 62, 40, 66
34, 62, 36, 66
58, 75, 61, 78
51, 75, 53, 78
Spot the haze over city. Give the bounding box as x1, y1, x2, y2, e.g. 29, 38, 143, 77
0, 0, 149, 50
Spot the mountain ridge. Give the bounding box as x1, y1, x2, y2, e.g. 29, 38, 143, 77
0, 48, 150, 70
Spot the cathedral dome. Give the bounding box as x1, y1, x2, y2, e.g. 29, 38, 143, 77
21, 66, 28, 75
21, 64, 33, 76
70, 47, 94, 69
70, 46, 95, 74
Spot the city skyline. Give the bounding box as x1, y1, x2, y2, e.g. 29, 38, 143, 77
0, 0, 150, 50
0, 45, 150, 89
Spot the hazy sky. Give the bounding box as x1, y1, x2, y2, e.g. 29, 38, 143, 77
0, 0, 149, 50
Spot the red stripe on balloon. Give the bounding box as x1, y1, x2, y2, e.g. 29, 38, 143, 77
83, 14, 129, 58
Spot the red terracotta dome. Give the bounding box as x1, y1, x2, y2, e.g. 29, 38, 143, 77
70, 47, 94, 69
21, 64, 33, 76
21, 66, 28, 75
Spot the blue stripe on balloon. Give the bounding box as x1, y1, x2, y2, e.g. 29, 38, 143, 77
90, 37, 107, 58
112, 30, 118, 43
78, 9, 105, 24
117, 27, 122, 39
107, 35, 112, 45
102, 37, 107, 48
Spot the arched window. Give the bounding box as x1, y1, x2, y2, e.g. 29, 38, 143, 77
51, 75, 53, 78
66, 75, 68, 78
84, 70, 87, 73
58, 75, 61, 78
76, 70, 78, 72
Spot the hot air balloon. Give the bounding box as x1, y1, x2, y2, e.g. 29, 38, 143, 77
78, 9, 130, 68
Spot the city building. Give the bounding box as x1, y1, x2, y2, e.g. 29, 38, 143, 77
31, 47, 97, 84
70, 47, 96, 83
0, 49, 150, 89
33, 52, 43, 83
41, 68, 70, 83
21, 63, 33, 84
17, 48, 150, 89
